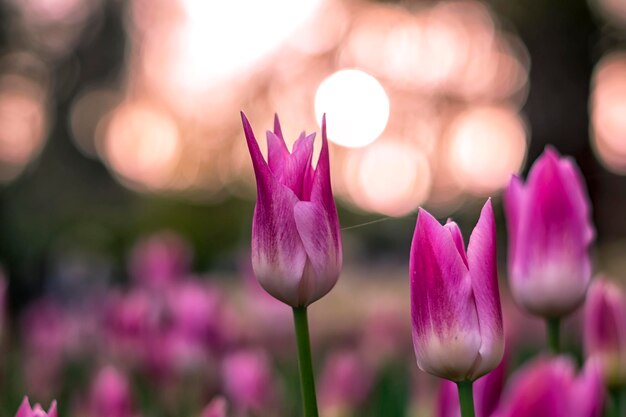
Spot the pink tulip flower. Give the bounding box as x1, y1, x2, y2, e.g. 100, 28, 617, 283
241, 113, 342, 307
584, 278, 626, 387
129, 231, 191, 290
15, 397, 57, 417
410, 199, 504, 381
221, 349, 276, 412
319, 350, 373, 413
202, 397, 227, 417
504, 147, 594, 318
89, 366, 134, 417
491, 357, 603, 417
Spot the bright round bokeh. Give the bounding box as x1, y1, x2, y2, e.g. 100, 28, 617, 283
314, 69, 390, 148
590, 52, 626, 174
345, 139, 431, 216
100, 102, 181, 190
447, 106, 527, 194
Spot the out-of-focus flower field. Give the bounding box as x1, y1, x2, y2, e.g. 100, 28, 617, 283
1, 0, 626, 416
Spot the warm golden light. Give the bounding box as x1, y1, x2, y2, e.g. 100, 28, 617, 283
170, 0, 322, 90
0, 75, 48, 182
447, 106, 527, 194
346, 139, 431, 216
100, 102, 181, 190
590, 52, 626, 174
315, 69, 390, 148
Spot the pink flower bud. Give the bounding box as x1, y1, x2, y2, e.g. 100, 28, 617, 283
319, 350, 373, 413
89, 366, 134, 417
504, 147, 594, 318
584, 278, 626, 388
491, 357, 603, 417
221, 349, 276, 412
15, 397, 57, 417
129, 231, 192, 290
241, 113, 342, 307
201, 397, 227, 417
410, 200, 504, 381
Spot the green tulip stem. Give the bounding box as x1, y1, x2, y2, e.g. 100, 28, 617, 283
546, 317, 561, 354
611, 387, 624, 417
293, 306, 319, 417
457, 380, 476, 417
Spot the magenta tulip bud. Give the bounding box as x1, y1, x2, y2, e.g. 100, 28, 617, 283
410, 199, 504, 381
201, 397, 227, 417
319, 350, 373, 413
89, 366, 133, 417
241, 113, 342, 307
491, 357, 603, 417
129, 231, 191, 290
584, 279, 626, 388
221, 349, 276, 412
504, 147, 594, 318
437, 359, 506, 417
15, 397, 57, 417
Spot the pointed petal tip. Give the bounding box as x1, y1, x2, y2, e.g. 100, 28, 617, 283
273, 113, 283, 139
541, 145, 562, 164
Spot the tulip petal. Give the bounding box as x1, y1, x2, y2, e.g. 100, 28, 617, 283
514, 148, 592, 316
570, 360, 604, 417
475, 359, 506, 417
467, 199, 504, 378
293, 201, 342, 305
267, 131, 315, 199
492, 357, 574, 417
310, 115, 341, 253
15, 397, 32, 417
444, 220, 468, 267
558, 156, 595, 244
273, 113, 284, 140
241, 113, 272, 188
584, 280, 626, 386
410, 208, 480, 380
47, 401, 58, 417
251, 184, 308, 305
266, 130, 289, 174
436, 381, 459, 417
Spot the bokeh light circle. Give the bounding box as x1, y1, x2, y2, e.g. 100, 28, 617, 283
100, 102, 181, 190
590, 52, 626, 174
346, 139, 431, 216
447, 106, 527, 194
315, 69, 390, 148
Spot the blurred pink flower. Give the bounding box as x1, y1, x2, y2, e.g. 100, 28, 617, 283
15, 397, 57, 417
221, 349, 276, 412
201, 397, 228, 417
410, 200, 504, 381
89, 366, 134, 417
584, 278, 626, 387
360, 307, 412, 366
129, 231, 192, 290
491, 357, 603, 417
242, 113, 342, 307
319, 350, 373, 413
504, 147, 594, 318
166, 281, 227, 353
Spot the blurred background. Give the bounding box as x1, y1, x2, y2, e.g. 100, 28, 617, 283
0, 0, 625, 416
